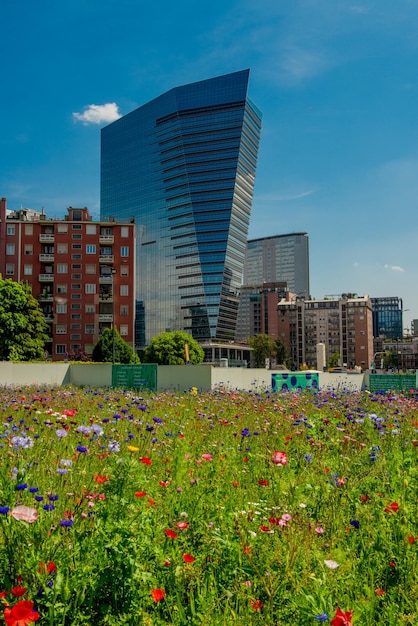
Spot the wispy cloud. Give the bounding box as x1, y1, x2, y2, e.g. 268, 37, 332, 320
384, 264, 405, 273
73, 103, 121, 125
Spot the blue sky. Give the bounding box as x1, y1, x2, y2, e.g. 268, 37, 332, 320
1, 0, 418, 328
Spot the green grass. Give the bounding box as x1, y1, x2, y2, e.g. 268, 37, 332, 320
0, 385, 417, 625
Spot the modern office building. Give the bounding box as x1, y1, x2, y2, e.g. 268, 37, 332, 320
101, 69, 262, 348
243, 233, 310, 298
277, 293, 373, 370
0, 198, 135, 360
371, 297, 403, 339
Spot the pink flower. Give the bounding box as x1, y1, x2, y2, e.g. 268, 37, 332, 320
201, 453, 213, 461
271, 451, 288, 466
315, 527, 325, 534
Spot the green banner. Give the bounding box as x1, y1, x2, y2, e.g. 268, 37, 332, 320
272, 372, 319, 392
111, 364, 157, 390
369, 374, 416, 393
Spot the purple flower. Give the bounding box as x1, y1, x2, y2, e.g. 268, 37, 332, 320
76, 446, 88, 453
60, 519, 73, 527
16, 483, 28, 491
43, 504, 55, 511
153, 417, 163, 424
0, 506, 10, 514
56, 429, 68, 439
314, 613, 329, 622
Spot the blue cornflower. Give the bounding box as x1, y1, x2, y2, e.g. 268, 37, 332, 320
350, 519, 360, 529
314, 612, 329, 621
35, 495, 44, 502
304, 454, 313, 463
76, 446, 88, 453
29, 487, 39, 493
56, 429, 67, 439
241, 428, 250, 437
16, 483, 28, 491
0, 506, 10, 514
60, 519, 73, 527
146, 425, 154, 432
43, 504, 55, 511
48, 494, 59, 501
56, 468, 68, 475
153, 417, 163, 424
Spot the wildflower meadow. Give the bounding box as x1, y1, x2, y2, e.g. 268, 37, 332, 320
0, 384, 417, 625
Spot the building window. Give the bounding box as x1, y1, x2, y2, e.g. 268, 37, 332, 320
86, 225, 96, 235
120, 284, 129, 296
71, 294, 81, 299
71, 274, 82, 279
57, 264, 68, 274
72, 244, 82, 249
6, 264, 14, 275
56, 304, 67, 314
71, 314, 81, 320
72, 254, 82, 260
70, 334, 81, 340
71, 303, 81, 310
85, 324, 95, 334
85, 264, 96, 274
72, 264, 82, 269
121, 246, 129, 257
85, 284, 96, 294
120, 265, 129, 276
56, 324, 67, 334
72, 234, 82, 241
86, 244, 96, 254
71, 284, 81, 290
120, 325, 128, 336
56, 344, 67, 354
57, 224, 68, 233
25, 224, 33, 236
120, 305, 128, 316
24, 265, 33, 276
6, 244, 15, 255
57, 243, 68, 254
24, 244, 33, 255
85, 304, 95, 314
121, 226, 129, 238
72, 224, 82, 230
57, 284, 67, 294
71, 324, 81, 330
7, 225, 15, 235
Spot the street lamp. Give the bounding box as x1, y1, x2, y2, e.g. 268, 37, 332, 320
111, 267, 117, 365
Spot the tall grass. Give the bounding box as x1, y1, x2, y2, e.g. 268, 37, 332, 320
0, 385, 417, 624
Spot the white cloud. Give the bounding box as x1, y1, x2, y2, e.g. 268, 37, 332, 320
384, 264, 405, 273
73, 103, 121, 125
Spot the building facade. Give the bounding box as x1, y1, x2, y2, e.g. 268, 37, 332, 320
277, 293, 373, 370
0, 198, 135, 360
371, 297, 403, 339
235, 281, 289, 342
243, 233, 310, 298
101, 69, 262, 348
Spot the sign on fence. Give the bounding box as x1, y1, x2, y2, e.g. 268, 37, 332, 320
111, 364, 157, 390
368, 374, 416, 393
272, 371, 319, 392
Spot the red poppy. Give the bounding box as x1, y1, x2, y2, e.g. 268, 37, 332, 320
0, 591, 8, 598
375, 588, 385, 595
165, 529, 178, 539
38, 562, 57, 574
259, 525, 272, 533
11, 587, 27, 597
151, 589, 166, 602
140, 457, 152, 465
183, 554, 195, 563
93, 474, 109, 485
407, 536, 415, 545
268, 517, 281, 526
250, 599, 263, 611
134, 491, 146, 497
359, 495, 370, 502
330, 608, 353, 626
384, 502, 399, 513
3, 599, 40, 625
258, 479, 269, 486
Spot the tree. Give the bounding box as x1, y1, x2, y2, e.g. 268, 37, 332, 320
248, 334, 276, 368
92, 328, 140, 363
274, 338, 289, 366
0, 277, 49, 361
142, 331, 204, 365
327, 351, 340, 369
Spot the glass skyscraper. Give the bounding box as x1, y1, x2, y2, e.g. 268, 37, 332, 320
101, 69, 262, 348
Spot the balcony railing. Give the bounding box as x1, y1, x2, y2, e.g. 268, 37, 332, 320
99, 235, 114, 244
39, 253, 54, 262
99, 275, 113, 283
98, 314, 113, 322
99, 255, 114, 264
39, 274, 54, 282
39, 234, 54, 243
39, 294, 53, 302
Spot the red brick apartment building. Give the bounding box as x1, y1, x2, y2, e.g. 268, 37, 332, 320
0, 198, 135, 360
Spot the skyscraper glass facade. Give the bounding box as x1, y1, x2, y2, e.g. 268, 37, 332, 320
371, 297, 403, 339
101, 69, 261, 348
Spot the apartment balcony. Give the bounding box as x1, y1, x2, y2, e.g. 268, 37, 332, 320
99, 255, 114, 264
99, 235, 114, 244
39, 234, 55, 243
43, 316, 54, 324
99, 275, 113, 284
98, 314, 113, 322
39, 274, 54, 282
39, 253, 54, 262
39, 293, 53, 302
99, 294, 113, 303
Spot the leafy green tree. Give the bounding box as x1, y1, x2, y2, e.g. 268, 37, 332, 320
248, 333, 276, 368
327, 351, 340, 369
274, 337, 289, 366
0, 277, 49, 361
143, 331, 204, 365
92, 328, 140, 363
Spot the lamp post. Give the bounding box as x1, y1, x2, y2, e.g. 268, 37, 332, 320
111, 267, 117, 365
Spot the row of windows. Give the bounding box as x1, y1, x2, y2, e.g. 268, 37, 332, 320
55, 325, 129, 335
56, 303, 130, 314
6, 224, 130, 237
6, 244, 130, 256
6, 264, 130, 279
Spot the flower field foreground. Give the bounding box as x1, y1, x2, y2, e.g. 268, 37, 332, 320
0, 386, 417, 625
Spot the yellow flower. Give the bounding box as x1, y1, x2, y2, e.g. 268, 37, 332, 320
190, 387, 198, 395
127, 445, 139, 452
